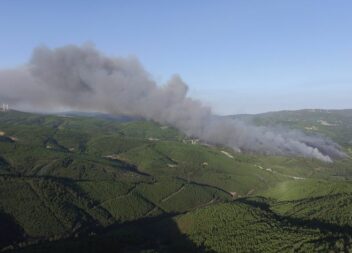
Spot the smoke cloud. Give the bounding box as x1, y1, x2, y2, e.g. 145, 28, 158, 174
0, 44, 346, 162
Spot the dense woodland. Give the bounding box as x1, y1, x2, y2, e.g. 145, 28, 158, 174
0, 110, 352, 252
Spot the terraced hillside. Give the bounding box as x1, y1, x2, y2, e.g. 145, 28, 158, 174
1, 110, 352, 252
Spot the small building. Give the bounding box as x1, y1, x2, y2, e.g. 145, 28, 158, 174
182, 138, 200, 145
0, 104, 9, 112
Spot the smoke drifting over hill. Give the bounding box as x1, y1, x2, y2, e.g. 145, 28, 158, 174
0, 44, 346, 162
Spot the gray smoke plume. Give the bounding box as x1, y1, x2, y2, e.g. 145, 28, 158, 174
0, 44, 346, 162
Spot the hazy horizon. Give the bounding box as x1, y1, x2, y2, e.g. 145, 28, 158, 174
9, 105, 352, 117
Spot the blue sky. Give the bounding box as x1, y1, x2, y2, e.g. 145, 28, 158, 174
1, 0, 352, 114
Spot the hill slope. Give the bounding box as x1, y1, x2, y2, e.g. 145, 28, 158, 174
1, 109, 352, 252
